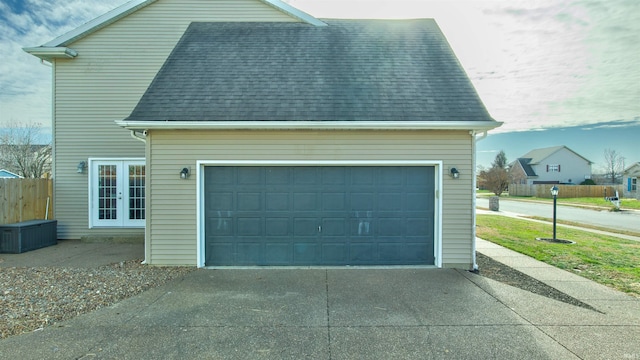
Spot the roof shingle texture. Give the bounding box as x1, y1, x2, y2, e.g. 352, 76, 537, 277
126, 20, 495, 122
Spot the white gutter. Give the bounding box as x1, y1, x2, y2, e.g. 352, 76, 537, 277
470, 130, 489, 272
116, 120, 502, 132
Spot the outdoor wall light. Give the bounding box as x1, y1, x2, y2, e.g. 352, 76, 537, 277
450, 167, 460, 179
77, 161, 86, 174
180, 167, 190, 179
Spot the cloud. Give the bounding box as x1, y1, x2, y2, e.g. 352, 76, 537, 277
1, 0, 639, 131
0, 0, 127, 126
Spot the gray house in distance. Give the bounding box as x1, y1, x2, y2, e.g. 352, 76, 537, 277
24, 0, 501, 269
510, 146, 592, 185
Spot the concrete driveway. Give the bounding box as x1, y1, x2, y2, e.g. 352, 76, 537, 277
4, 266, 637, 359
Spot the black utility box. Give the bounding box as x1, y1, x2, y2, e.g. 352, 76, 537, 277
0, 220, 57, 254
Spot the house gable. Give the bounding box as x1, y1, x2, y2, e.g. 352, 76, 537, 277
514, 146, 592, 184
625, 162, 640, 177
24, 0, 324, 60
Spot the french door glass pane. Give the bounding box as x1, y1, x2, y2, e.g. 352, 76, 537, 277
128, 165, 146, 220
98, 165, 117, 220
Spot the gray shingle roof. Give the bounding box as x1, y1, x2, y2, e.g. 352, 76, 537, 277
516, 158, 537, 177
125, 20, 495, 122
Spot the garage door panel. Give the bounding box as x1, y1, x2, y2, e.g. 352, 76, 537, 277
406, 217, 432, 236
208, 167, 234, 185
294, 242, 319, 263
208, 193, 233, 210
237, 217, 261, 236
265, 243, 291, 264
294, 218, 319, 236
351, 168, 375, 185
322, 218, 347, 236
322, 193, 346, 210
294, 167, 319, 184
204, 166, 435, 266
322, 167, 347, 184
237, 192, 261, 211
377, 218, 403, 236
293, 193, 318, 210
350, 218, 373, 236
351, 243, 376, 262
237, 242, 261, 264
265, 193, 288, 210
237, 167, 262, 184
322, 243, 347, 263
407, 193, 432, 211
265, 217, 289, 236
266, 167, 289, 184
351, 194, 374, 210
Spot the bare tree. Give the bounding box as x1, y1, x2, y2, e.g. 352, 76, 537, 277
603, 148, 624, 184
479, 150, 510, 196
0, 123, 51, 178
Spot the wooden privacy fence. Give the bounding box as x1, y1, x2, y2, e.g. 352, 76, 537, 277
509, 184, 625, 198
0, 178, 53, 224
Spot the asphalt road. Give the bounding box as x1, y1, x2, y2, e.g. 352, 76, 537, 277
476, 197, 640, 234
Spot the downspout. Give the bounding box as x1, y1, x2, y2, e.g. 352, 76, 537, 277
130, 130, 148, 264
130, 130, 147, 143
471, 130, 488, 272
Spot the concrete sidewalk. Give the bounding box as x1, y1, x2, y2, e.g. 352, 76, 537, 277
1, 240, 639, 359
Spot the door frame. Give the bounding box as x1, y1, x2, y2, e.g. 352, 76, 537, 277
196, 160, 443, 268
88, 158, 145, 228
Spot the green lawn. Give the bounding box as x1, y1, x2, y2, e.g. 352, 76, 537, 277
476, 214, 640, 297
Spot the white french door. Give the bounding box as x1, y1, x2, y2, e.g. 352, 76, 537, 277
89, 159, 145, 228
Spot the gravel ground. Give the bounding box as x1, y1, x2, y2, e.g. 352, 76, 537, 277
0, 260, 194, 339
0, 254, 597, 340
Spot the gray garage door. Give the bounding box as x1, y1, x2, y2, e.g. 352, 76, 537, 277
204, 166, 435, 266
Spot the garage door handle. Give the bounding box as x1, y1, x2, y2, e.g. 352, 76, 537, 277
318, 226, 322, 233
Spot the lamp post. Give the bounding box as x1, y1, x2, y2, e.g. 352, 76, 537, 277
550, 186, 559, 240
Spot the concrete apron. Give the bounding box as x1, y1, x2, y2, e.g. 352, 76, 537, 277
2, 268, 638, 359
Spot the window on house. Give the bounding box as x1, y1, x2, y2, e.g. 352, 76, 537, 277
547, 164, 560, 172
632, 178, 637, 191
89, 159, 145, 228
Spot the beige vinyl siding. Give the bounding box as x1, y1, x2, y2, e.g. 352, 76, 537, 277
51, 0, 300, 239
147, 129, 474, 267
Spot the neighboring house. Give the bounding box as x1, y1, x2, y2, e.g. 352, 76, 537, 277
623, 162, 640, 200
0, 169, 22, 178
510, 146, 592, 185
24, 0, 500, 268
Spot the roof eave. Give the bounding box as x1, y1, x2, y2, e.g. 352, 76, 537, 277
116, 120, 503, 132
22, 47, 78, 60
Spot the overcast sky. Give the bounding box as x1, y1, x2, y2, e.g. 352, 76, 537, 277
1, 0, 638, 134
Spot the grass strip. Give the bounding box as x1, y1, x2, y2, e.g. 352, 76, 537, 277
523, 216, 640, 238
476, 214, 640, 297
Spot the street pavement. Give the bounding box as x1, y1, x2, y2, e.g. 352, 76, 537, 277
476, 196, 640, 234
